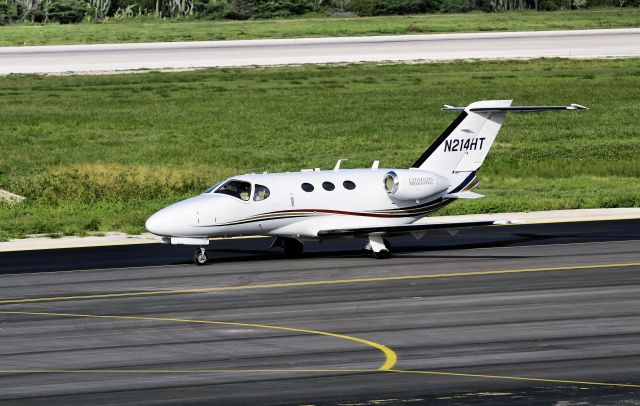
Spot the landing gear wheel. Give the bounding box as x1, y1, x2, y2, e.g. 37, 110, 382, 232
193, 247, 208, 265
282, 238, 304, 258
368, 235, 392, 259
373, 249, 391, 259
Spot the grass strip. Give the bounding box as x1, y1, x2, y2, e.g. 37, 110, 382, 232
0, 58, 638, 239
1, 8, 639, 47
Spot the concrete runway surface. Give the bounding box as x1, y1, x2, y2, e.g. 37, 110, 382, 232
0, 219, 639, 405
1, 28, 639, 74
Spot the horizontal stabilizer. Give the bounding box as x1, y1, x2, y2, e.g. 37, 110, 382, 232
443, 191, 484, 199
317, 220, 502, 238
442, 104, 588, 113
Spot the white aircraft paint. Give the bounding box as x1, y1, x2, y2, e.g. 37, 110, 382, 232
1, 28, 639, 74
145, 100, 587, 264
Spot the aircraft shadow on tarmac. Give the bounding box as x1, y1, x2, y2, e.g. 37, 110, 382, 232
1, 220, 639, 274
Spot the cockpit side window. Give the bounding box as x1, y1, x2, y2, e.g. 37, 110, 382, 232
215, 180, 252, 201
253, 184, 270, 201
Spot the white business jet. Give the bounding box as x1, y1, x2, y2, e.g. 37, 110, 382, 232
146, 100, 587, 265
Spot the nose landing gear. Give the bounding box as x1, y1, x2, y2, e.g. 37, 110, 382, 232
193, 247, 208, 265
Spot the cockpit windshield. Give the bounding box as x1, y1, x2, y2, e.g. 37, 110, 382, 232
203, 181, 224, 194
214, 179, 252, 201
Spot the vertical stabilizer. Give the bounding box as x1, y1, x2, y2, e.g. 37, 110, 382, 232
411, 100, 512, 178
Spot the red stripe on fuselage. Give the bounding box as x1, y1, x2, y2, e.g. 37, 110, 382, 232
266, 209, 402, 218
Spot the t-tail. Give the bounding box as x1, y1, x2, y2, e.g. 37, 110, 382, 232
412, 100, 588, 197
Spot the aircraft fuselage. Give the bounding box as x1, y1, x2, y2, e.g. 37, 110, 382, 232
146, 168, 454, 240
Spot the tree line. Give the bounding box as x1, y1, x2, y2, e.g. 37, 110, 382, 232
0, 0, 636, 25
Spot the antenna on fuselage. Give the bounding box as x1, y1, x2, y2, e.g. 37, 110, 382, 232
371, 160, 380, 169
333, 159, 348, 171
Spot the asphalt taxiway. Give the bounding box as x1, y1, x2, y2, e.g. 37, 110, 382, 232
2, 28, 639, 74
0, 219, 639, 405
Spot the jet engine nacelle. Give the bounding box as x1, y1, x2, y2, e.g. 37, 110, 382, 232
383, 169, 449, 201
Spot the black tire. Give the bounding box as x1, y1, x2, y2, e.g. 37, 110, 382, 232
373, 249, 391, 259
193, 249, 208, 265
283, 238, 304, 258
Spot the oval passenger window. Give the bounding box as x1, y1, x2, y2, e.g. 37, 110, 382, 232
322, 182, 335, 191
343, 180, 356, 190
301, 183, 314, 192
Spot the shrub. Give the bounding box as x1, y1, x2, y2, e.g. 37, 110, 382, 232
193, 0, 229, 18
44, 0, 89, 22
439, 0, 469, 12
222, 0, 315, 19
252, 0, 313, 17
538, 0, 560, 9
0, 2, 18, 25
475, 0, 496, 11
350, 0, 439, 15
225, 0, 254, 18
376, 0, 421, 13
114, 0, 157, 14
20, 2, 47, 23
349, 0, 376, 14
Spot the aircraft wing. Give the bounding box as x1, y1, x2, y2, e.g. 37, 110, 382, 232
317, 220, 505, 238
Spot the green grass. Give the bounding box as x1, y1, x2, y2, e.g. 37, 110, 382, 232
1, 8, 639, 46
0, 58, 639, 239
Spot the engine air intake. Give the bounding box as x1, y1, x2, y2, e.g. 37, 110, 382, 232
383, 169, 448, 201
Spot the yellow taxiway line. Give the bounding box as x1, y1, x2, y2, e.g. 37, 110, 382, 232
387, 369, 640, 388
1, 262, 639, 305
1, 308, 639, 389
0, 310, 396, 371
0, 368, 636, 389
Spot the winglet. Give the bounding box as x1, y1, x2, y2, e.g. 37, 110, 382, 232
570, 103, 588, 110
442, 104, 465, 111
443, 191, 484, 199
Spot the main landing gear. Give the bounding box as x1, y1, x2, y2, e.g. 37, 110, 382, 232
271, 237, 305, 257
282, 238, 304, 258
366, 235, 391, 259
193, 246, 208, 265
271, 237, 304, 258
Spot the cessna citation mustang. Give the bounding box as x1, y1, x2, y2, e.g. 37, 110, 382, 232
146, 100, 587, 265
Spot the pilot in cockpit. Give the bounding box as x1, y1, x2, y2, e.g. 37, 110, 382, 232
254, 185, 270, 202
239, 183, 251, 201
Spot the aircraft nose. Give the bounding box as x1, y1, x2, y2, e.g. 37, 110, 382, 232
145, 211, 171, 236
145, 196, 205, 237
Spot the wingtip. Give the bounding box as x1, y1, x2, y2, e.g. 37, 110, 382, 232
442, 104, 465, 111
